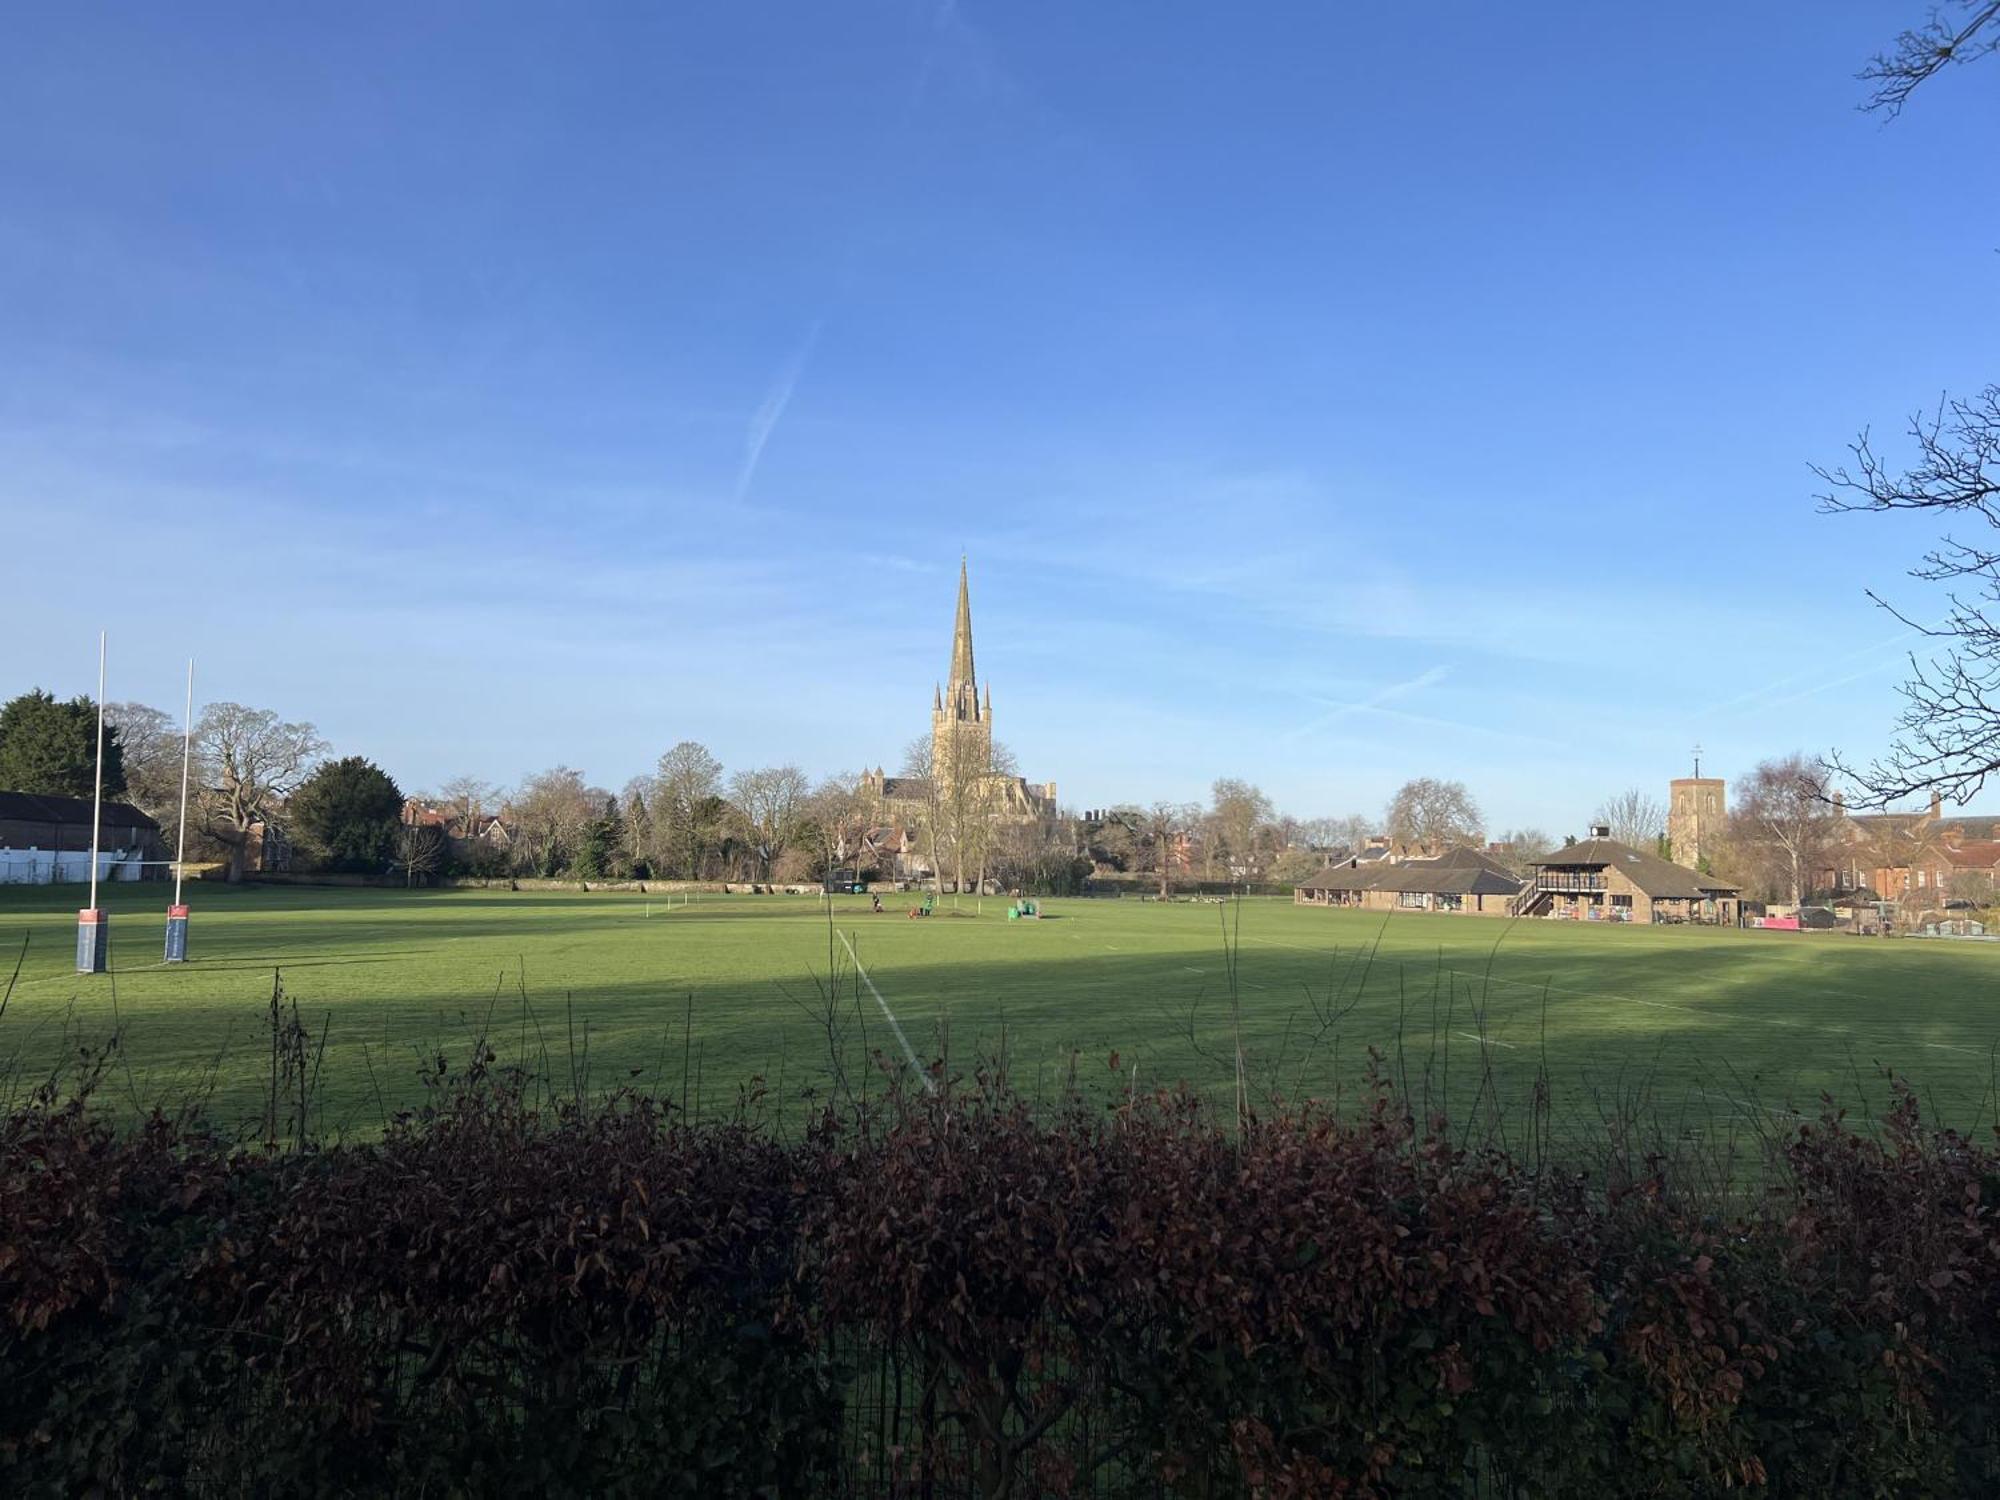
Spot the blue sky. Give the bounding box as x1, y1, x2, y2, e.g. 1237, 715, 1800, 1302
4, 3, 1997, 832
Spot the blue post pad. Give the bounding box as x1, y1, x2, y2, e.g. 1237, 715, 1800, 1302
164, 904, 189, 963
76, 908, 109, 974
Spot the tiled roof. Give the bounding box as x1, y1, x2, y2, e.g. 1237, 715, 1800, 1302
0, 790, 160, 831
1298, 845, 1524, 898
1533, 837, 1738, 898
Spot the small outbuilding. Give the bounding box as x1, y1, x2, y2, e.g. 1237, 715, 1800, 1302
0, 790, 163, 884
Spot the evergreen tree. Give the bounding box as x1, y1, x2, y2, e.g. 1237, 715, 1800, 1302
289, 756, 404, 872
0, 689, 126, 799
575, 796, 625, 879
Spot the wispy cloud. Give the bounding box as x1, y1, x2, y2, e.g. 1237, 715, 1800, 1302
1283, 665, 1451, 740
734, 319, 822, 501
1694, 624, 1928, 719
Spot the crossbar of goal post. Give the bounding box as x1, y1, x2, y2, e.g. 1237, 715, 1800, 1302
76, 632, 109, 974
164, 658, 194, 962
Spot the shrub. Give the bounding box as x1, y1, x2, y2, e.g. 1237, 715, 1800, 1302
5, 1068, 2000, 1495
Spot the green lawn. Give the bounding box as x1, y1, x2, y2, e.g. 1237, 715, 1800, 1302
4, 881, 1999, 1148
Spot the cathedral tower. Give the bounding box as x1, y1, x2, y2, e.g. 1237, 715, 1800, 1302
931, 558, 992, 789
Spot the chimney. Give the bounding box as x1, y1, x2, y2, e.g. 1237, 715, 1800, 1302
1930, 792, 1943, 821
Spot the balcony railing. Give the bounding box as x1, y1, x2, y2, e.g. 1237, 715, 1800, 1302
1536, 872, 1608, 892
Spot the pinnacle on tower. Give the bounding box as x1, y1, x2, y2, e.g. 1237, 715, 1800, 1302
949, 556, 976, 693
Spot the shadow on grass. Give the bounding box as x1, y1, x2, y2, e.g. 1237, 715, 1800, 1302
6, 904, 1996, 1177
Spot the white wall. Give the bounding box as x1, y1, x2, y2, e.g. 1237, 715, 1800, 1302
0, 848, 145, 885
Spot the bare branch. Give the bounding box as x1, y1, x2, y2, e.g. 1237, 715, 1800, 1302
1860, 0, 2000, 117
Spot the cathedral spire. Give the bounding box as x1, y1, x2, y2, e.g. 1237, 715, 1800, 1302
949, 556, 976, 692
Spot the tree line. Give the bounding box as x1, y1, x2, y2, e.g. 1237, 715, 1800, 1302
0, 685, 1904, 903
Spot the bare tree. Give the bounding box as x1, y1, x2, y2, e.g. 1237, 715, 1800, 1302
901, 731, 1014, 899
1820, 388, 2000, 805
1332, 813, 1378, 857
1132, 800, 1200, 898
1593, 788, 1667, 849
803, 773, 868, 885
1731, 753, 1840, 907
1268, 845, 1333, 885
1948, 866, 1999, 911
728, 764, 810, 880
435, 773, 493, 838
988, 813, 1086, 894
1860, 0, 2000, 117
512, 766, 595, 875
653, 741, 725, 879
103, 701, 180, 816
194, 702, 327, 880
1208, 778, 1276, 879
619, 781, 657, 875
1491, 827, 1553, 876
1384, 777, 1482, 854
394, 822, 446, 887
1821, 9, 2000, 803
900, 736, 948, 894
1296, 813, 1373, 859
960, 742, 1021, 900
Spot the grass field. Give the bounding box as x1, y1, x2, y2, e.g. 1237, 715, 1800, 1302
4, 881, 2000, 1147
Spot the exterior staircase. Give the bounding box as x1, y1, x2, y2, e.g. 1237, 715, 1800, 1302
1508, 879, 1550, 918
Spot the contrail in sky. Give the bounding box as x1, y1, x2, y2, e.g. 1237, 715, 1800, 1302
734, 318, 822, 501
1284, 664, 1451, 741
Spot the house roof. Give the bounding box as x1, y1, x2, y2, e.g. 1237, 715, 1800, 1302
1943, 840, 2000, 869
1298, 844, 1524, 898
1937, 817, 2000, 843
0, 790, 160, 831
1425, 844, 1521, 877
1534, 837, 1739, 897
1843, 811, 2000, 843
1297, 867, 1375, 892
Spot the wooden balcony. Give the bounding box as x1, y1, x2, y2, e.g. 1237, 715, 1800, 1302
1535, 872, 1608, 893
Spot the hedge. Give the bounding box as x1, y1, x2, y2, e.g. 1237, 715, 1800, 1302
5, 1065, 1999, 1496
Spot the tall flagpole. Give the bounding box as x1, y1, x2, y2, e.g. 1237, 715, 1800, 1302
88, 631, 106, 912
174, 658, 194, 907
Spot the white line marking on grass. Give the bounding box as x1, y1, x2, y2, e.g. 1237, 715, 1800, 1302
836, 930, 935, 1094
1455, 1031, 1516, 1049
1183, 966, 1203, 974
1927, 1042, 1981, 1053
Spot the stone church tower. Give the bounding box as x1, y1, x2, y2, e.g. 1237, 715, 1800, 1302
931, 558, 992, 791
1668, 763, 1726, 871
